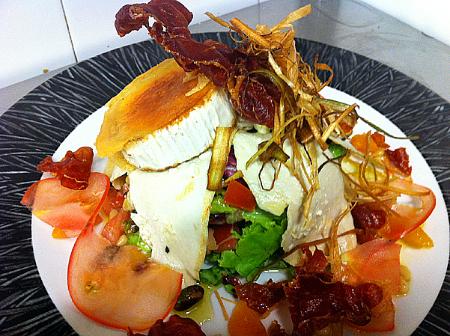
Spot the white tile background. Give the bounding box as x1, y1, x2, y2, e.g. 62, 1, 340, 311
1, 0, 449, 90
63, 0, 256, 62
0, 0, 257, 89
0, 0, 76, 88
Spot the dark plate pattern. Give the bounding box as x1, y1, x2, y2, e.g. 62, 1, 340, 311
0, 33, 448, 336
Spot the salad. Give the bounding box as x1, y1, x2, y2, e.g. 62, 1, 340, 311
21, 1, 437, 335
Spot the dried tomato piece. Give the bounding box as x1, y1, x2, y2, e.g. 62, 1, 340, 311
284, 274, 383, 336
385, 147, 411, 176
236, 280, 285, 315
37, 146, 93, 190
351, 203, 387, 243
147, 315, 206, 336
371, 132, 389, 149
236, 76, 277, 127
299, 248, 328, 273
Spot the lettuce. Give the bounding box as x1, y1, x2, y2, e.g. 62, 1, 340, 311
219, 209, 287, 278
210, 194, 236, 214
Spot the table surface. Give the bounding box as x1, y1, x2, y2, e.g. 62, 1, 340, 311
0, 0, 449, 117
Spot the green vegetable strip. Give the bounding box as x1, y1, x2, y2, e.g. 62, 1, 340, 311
127, 233, 152, 255
124, 220, 152, 255
358, 115, 419, 140
328, 142, 347, 158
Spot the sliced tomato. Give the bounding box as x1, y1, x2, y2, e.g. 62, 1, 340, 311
21, 172, 110, 233
342, 238, 401, 295
224, 180, 256, 212
68, 216, 182, 331
228, 301, 267, 336
101, 209, 130, 244
100, 186, 125, 217
212, 224, 238, 252
342, 239, 400, 332
380, 180, 436, 240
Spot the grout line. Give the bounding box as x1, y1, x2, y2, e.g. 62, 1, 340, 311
59, 0, 78, 63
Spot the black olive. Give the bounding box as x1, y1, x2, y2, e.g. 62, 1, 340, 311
130, 224, 139, 233
174, 285, 204, 311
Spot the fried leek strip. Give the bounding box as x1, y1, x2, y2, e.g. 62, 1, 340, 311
207, 127, 235, 191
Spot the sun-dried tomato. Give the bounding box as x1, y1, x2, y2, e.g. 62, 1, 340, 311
385, 147, 411, 176
284, 273, 383, 336
236, 280, 285, 315
37, 146, 93, 190
237, 76, 277, 127
371, 132, 389, 149
352, 203, 387, 243
299, 248, 328, 274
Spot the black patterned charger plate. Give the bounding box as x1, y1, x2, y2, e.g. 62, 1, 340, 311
0, 33, 449, 336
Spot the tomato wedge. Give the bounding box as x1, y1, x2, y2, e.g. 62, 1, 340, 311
101, 209, 130, 244
21, 172, 110, 233
380, 180, 436, 240
212, 224, 238, 252
224, 180, 256, 212
68, 216, 182, 330
100, 186, 125, 217
228, 301, 267, 336
342, 238, 401, 294
342, 238, 401, 332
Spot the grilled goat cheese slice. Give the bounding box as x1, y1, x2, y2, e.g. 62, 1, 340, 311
124, 88, 234, 170
233, 131, 303, 216
128, 151, 213, 287
282, 162, 357, 254
96, 58, 235, 170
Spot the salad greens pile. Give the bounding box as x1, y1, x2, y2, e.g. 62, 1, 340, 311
200, 194, 293, 290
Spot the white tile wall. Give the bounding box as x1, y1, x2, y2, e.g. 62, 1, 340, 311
62, 0, 257, 62
0, 0, 76, 88
0, 0, 257, 89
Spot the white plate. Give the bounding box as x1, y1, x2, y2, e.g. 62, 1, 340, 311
31, 87, 449, 336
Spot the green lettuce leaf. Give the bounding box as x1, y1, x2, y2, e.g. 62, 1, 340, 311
210, 194, 236, 214
219, 209, 287, 278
